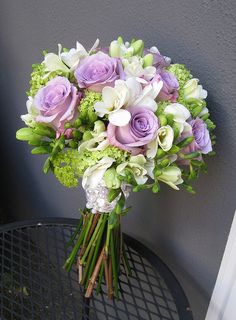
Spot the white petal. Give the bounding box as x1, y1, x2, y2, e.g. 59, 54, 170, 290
94, 102, 109, 117
146, 138, 158, 159
89, 39, 100, 54
43, 53, 69, 73
164, 103, 191, 122
102, 86, 118, 106
108, 109, 131, 127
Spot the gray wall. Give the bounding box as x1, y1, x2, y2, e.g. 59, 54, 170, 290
1, 0, 236, 318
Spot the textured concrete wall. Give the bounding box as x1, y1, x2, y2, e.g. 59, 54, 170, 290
1, 0, 236, 318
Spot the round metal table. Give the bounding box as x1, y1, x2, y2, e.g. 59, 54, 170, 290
0, 218, 193, 320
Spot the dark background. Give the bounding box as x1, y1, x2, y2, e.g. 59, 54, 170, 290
1, 0, 236, 318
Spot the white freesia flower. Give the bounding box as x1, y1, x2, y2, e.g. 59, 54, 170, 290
60, 39, 99, 71
109, 40, 134, 58
158, 166, 183, 190
132, 80, 163, 112
164, 103, 191, 134
157, 125, 174, 152
43, 47, 70, 73
146, 138, 158, 159
184, 78, 207, 101
21, 96, 39, 127
78, 120, 109, 152
94, 80, 131, 126
82, 157, 114, 189
116, 155, 148, 185
145, 159, 155, 179
94, 77, 162, 126
78, 132, 109, 152
43, 40, 100, 73
122, 56, 156, 81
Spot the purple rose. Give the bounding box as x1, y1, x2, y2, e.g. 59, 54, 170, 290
34, 76, 80, 133
74, 52, 123, 92
157, 71, 179, 102
189, 118, 212, 154
107, 107, 159, 155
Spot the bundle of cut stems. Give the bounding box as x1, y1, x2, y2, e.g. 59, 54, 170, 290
64, 211, 131, 299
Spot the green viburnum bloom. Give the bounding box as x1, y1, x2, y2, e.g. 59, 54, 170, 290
52, 146, 129, 188
27, 63, 70, 97
78, 90, 102, 125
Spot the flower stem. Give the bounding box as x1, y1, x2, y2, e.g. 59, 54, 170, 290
80, 214, 104, 265
66, 217, 83, 248
85, 215, 107, 288
111, 230, 119, 299
96, 261, 104, 295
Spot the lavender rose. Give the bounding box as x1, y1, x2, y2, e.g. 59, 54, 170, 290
189, 118, 212, 154
34, 76, 80, 133
74, 52, 123, 92
157, 71, 179, 102
107, 107, 159, 155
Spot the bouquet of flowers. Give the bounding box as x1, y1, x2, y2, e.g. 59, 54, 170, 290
16, 36, 215, 299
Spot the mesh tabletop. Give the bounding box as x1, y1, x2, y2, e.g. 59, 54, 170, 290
0, 218, 193, 320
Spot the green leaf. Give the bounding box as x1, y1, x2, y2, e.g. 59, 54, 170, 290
33, 124, 56, 138
31, 146, 52, 155
108, 210, 117, 228
107, 188, 121, 203
43, 157, 51, 174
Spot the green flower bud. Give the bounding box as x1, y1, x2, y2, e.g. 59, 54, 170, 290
152, 183, 160, 193
191, 105, 203, 118
117, 36, 124, 45
173, 126, 180, 140
158, 115, 168, 127
73, 130, 83, 139
16, 128, 36, 141
74, 118, 82, 128
130, 40, 144, 56
166, 114, 174, 126
179, 152, 200, 159
143, 53, 153, 67
83, 131, 93, 141
104, 168, 121, 189
156, 148, 166, 159
109, 40, 121, 57
153, 167, 162, 177
177, 136, 194, 148
201, 113, 209, 121
64, 122, 72, 129
167, 145, 180, 154
160, 159, 170, 168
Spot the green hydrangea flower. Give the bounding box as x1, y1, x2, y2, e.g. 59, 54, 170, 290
27, 63, 71, 97
78, 90, 102, 125
156, 101, 170, 116
52, 146, 129, 188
